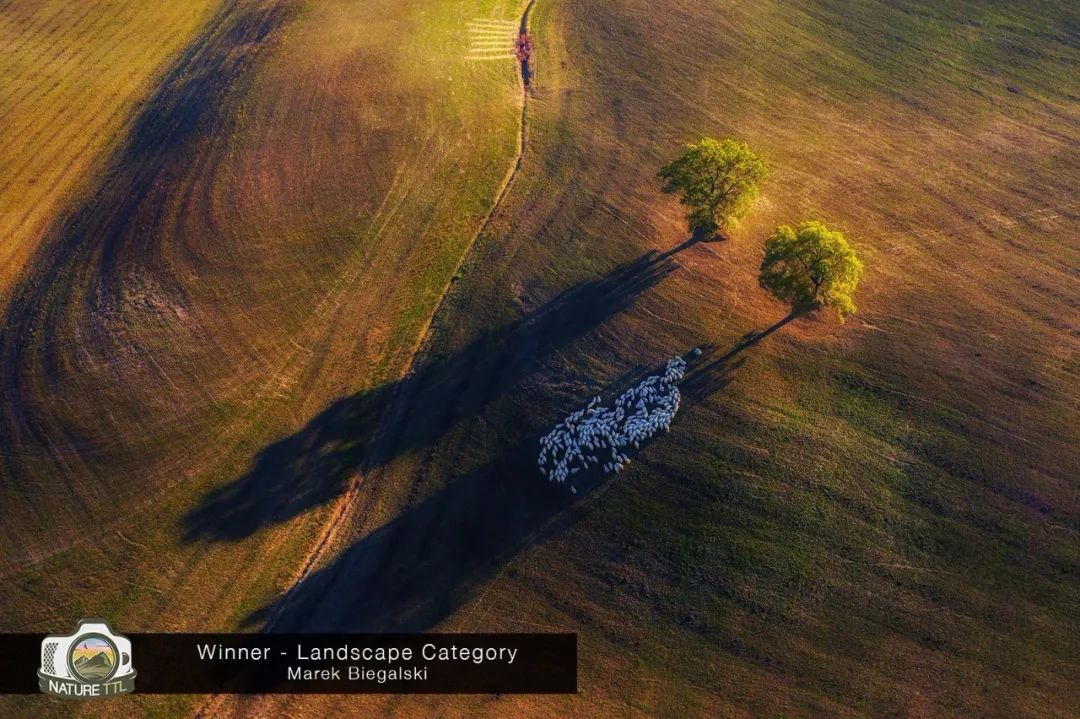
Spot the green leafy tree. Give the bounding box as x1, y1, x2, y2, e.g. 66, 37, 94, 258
658, 138, 768, 236
759, 221, 863, 321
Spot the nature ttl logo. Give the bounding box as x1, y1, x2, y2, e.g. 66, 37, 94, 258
38, 619, 136, 698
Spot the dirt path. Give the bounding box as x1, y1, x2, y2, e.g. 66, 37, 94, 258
264, 0, 536, 630
192, 4, 536, 717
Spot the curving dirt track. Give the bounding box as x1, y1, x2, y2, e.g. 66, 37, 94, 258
187, 6, 537, 719
0, 0, 526, 573
3, 0, 1078, 716
271, 0, 537, 631
223, 0, 1079, 716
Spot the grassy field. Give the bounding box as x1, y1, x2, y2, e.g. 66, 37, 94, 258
230, 0, 1079, 716
0, 0, 223, 301
2, 0, 1078, 717
1, 0, 525, 716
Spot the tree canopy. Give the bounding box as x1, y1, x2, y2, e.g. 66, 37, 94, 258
658, 138, 768, 235
758, 221, 863, 321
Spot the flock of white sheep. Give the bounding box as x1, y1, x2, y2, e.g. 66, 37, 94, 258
538, 355, 688, 490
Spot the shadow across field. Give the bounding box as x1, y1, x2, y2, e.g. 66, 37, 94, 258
681, 310, 800, 403
654, 226, 716, 261
183, 250, 681, 541
245, 439, 586, 631
245, 308, 789, 632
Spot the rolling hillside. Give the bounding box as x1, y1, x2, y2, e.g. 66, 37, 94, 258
1, 0, 1077, 717
232, 0, 1079, 716
1, 0, 525, 716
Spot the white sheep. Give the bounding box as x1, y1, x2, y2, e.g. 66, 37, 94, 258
538, 355, 688, 489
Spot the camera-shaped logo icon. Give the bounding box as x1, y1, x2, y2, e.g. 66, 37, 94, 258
38, 619, 136, 698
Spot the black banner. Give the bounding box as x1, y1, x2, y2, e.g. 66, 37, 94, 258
3, 633, 577, 694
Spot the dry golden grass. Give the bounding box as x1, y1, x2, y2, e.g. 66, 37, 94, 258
2, 0, 1077, 717
0, 0, 523, 563
1, 0, 525, 716
241, 0, 1077, 717
0, 0, 222, 301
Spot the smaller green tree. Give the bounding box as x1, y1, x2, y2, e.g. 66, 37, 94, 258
658, 138, 768, 236
758, 221, 863, 321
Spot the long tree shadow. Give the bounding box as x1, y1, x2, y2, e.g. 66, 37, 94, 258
183, 251, 680, 541
681, 310, 801, 403
246, 439, 586, 631
654, 226, 715, 261
247, 313, 790, 633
